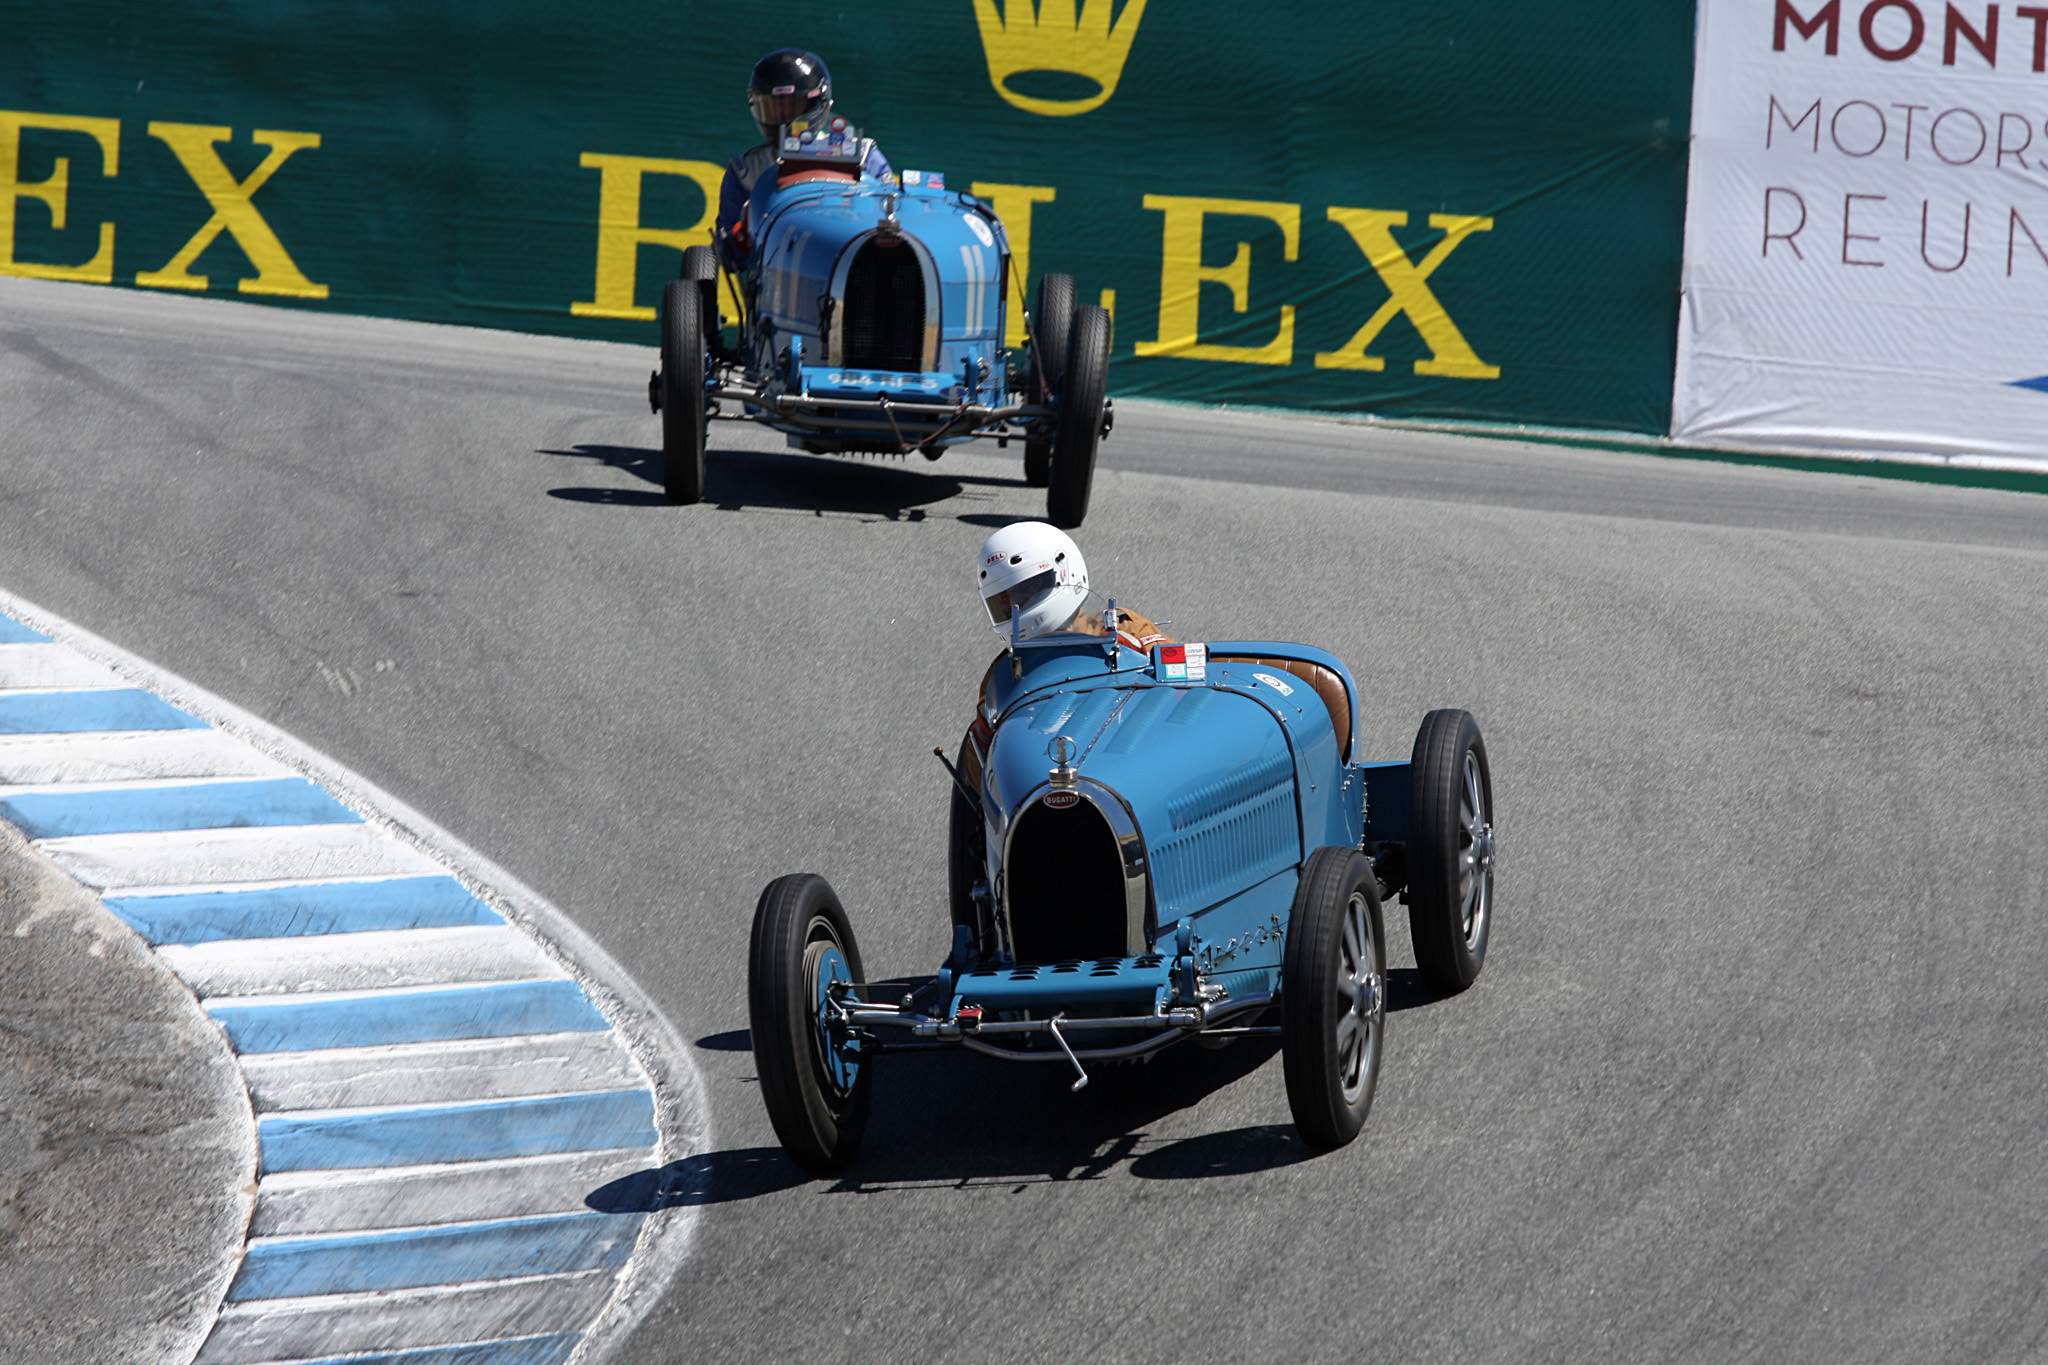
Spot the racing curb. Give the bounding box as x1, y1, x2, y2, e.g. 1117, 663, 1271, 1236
0, 586, 707, 1363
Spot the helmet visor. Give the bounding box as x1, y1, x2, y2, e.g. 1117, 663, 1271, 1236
984, 569, 1059, 628
750, 88, 820, 128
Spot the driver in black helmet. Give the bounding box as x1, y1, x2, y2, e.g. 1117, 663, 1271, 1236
716, 49, 892, 268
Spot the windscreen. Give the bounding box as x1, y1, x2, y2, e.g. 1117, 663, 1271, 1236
998, 589, 1179, 643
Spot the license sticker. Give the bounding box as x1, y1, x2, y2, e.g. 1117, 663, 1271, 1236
902, 169, 923, 185
783, 137, 800, 151
1252, 671, 1295, 697
926, 172, 946, 190
1158, 643, 1207, 682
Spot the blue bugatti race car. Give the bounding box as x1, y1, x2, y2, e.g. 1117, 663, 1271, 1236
651, 120, 1113, 526
748, 603, 1498, 1169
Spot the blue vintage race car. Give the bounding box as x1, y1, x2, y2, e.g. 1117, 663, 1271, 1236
748, 605, 1497, 1168
650, 122, 1112, 526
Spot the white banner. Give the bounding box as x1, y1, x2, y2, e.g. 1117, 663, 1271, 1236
1676, 0, 2048, 467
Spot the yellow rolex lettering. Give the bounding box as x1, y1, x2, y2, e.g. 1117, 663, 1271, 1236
136, 124, 327, 298
571, 153, 725, 321
1314, 209, 1498, 379
1133, 194, 1299, 366
0, 110, 119, 283
968, 181, 1056, 348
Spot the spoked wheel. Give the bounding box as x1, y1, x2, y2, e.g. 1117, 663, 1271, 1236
1407, 708, 1495, 992
1022, 272, 1073, 489
1046, 303, 1110, 528
1281, 847, 1386, 1148
749, 874, 871, 1170
660, 278, 708, 505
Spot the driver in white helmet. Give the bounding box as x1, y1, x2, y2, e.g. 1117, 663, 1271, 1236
957, 522, 1169, 785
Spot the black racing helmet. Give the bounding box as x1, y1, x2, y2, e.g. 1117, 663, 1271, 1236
748, 49, 832, 143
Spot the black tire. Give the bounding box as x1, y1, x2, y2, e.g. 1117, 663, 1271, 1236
679, 243, 721, 350
1282, 847, 1387, 1148
748, 874, 871, 1170
946, 738, 987, 949
1031, 272, 1075, 396
679, 243, 717, 281
1022, 441, 1052, 488
1021, 273, 1072, 490
1406, 709, 1495, 993
1046, 303, 1109, 529
660, 279, 707, 505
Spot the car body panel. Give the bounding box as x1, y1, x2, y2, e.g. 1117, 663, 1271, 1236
975, 635, 1375, 999
741, 172, 1015, 437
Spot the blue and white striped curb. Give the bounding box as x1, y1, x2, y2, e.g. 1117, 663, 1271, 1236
0, 598, 706, 1365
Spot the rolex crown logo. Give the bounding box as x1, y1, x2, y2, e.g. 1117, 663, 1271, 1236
971, 0, 1150, 117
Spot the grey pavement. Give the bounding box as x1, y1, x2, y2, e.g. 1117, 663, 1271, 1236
2, 275, 2046, 1363
0, 822, 249, 1365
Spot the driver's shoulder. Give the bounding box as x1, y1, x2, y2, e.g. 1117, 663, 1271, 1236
730, 143, 776, 179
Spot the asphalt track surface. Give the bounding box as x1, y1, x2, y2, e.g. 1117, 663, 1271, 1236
4, 276, 2047, 1363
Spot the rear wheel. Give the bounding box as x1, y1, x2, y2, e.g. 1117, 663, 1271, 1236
1022, 273, 1073, 489
1406, 709, 1495, 992
1023, 441, 1052, 488
680, 244, 721, 354
749, 874, 871, 1170
1031, 273, 1074, 396
1046, 303, 1110, 529
660, 279, 707, 505
1282, 847, 1386, 1148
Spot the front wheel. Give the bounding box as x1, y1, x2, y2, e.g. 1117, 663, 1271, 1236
946, 737, 988, 950
1406, 709, 1495, 992
749, 874, 871, 1170
1046, 303, 1110, 528
660, 279, 707, 505
1282, 847, 1386, 1148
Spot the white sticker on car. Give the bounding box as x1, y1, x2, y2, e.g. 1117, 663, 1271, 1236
965, 213, 996, 248
1252, 671, 1295, 696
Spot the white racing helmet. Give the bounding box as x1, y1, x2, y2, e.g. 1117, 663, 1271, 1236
977, 522, 1089, 642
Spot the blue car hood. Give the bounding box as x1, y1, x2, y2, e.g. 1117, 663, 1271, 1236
986, 663, 1302, 930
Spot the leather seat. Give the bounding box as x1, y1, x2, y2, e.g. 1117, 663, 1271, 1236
1212, 656, 1352, 761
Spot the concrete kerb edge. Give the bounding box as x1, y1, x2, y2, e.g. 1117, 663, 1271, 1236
0, 585, 707, 1364
0, 817, 258, 1365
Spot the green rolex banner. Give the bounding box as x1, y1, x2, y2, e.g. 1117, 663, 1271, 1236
0, 1, 1695, 433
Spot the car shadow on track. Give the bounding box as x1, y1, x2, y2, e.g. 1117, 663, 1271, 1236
587, 981, 1461, 1211
586, 1038, 1351, 1212
540, 443, 1029, 523
1385, 966, 1455, 1013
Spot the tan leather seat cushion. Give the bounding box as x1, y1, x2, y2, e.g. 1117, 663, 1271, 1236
1213, 656, 1351, 760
